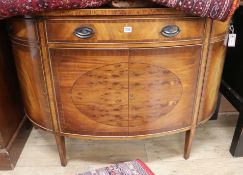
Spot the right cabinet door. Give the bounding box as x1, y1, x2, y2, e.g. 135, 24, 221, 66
129, 46, 201, 136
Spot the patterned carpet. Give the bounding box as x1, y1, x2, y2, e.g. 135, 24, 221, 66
0, 0, 239, 21
77, 159, 155, 175
153, 0, 240, 21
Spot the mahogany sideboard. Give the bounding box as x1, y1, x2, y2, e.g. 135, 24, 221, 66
0, 22, 31, 170
7, 7, 229, 166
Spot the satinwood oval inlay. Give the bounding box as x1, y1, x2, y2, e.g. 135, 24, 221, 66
129, 62, 183, 127
72, 62, 182, 127
72, 63, 129, 127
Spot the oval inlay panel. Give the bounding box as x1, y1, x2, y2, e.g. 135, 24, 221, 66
72, 62, 182, 127
129, 62, 183, 127
72, 63, 129, 127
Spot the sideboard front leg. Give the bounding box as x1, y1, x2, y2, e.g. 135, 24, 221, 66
210, 92, 222, 120
55, 135, 67, 166
184, 129, 196, 159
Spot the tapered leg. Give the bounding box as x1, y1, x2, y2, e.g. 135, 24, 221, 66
184, 129, 196, 160
210, 92, 222, 120
55, 135, 67, 166
230, 111, 243, 157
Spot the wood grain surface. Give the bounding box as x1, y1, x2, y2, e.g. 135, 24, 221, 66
8, 8, 229, 165
45, 18, 204, 43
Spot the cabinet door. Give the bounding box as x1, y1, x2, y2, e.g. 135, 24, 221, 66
129, 46, 201, 135
49, 49, 129, 136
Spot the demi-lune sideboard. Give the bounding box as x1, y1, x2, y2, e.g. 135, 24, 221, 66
7, 7, 229, 166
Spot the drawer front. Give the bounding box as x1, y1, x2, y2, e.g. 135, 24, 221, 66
46, 18, 205, 43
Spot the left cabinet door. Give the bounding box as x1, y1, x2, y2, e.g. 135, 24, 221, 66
49, 48, 129, 136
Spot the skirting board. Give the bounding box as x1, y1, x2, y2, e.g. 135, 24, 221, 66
0, 117, 32, 170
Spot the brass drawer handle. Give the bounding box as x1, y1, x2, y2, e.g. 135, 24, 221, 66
74, 27, 94, 39
161, 25, 181, 38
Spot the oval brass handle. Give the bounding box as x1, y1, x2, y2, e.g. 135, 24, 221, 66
74, 27, 94, 39
161, 25, 181, 38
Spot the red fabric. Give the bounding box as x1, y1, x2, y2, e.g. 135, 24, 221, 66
0, 0, 110, 19
0, 0, 240, 21
78, 159, 155, 175
152, 0, 240, 21
136, 159, 155, 175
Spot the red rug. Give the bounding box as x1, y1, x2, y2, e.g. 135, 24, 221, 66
0, 0, 239, 21
0, 0, 110, 19
77, 159, 155, 175
153, 0, 240, 21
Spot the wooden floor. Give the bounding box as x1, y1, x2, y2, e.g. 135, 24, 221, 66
1, 113, 243, 175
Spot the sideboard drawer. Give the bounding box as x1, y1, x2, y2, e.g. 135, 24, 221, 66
45, 17, 205, 43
